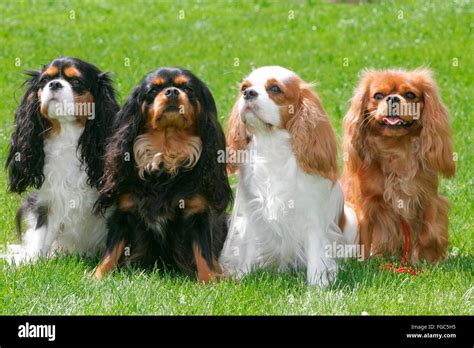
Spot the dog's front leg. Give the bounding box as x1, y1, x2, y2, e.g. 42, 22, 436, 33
19, 207, 59, 262
306, 227, 337, 287
94, 209, 129, 279
186, 210, 223, 283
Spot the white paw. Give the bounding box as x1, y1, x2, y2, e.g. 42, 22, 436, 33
6, 244, 37, 265
307, 268, 337, 288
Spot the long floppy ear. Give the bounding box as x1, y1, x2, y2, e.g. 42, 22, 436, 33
286, 83, 338, 182
6, 70, 50, 194
342, 71, 371, 174
94, 86, 144, 213
225, 98, 250, 174
196, 82, 233, 212
416, 69, 455, 178
79, 72, 120, 188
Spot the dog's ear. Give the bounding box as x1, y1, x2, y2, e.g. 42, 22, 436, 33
6, 70, 49, 193
226, 96, 250, 174
79, 72, 120, 188
342, 70, 372, 174
416, 69, 455, 178
195, 81, 232, 211
95, 85, 144, 213
286, 83, 338, 182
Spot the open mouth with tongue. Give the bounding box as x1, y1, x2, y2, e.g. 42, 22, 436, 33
380, 115, 413, 128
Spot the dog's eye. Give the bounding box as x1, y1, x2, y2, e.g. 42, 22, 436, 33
269, 85, 281, 94
404, 92, 416, 100
241, 85, 249, 92
148, 86, 160, 95
39, 76, 50, 85
374, 92, 384, 100
183, 86, 193, 94
70, 78, 81, 87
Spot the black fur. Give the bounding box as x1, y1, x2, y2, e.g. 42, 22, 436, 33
79, 70, 120, 187
96, 67, 232, 277
6, 71, 48, 193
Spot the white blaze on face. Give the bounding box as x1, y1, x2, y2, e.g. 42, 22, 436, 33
40, 79, 75, 120
238, 66, 296, 130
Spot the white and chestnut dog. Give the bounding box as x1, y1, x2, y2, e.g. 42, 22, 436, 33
219, 66, 358, 286
5, 57, 119, 263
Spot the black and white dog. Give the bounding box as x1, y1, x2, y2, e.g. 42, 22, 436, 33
6, 57, 119, 262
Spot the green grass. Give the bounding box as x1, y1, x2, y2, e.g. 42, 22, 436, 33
0, 0, 472, 315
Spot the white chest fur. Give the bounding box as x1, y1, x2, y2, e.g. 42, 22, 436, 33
220, 129, 351, 286
17, 122, 107, 261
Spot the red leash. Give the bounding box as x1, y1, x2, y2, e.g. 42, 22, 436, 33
380, 217, 421, 276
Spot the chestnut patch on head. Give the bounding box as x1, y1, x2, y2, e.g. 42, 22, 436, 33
264, 76, 302, 129
44, 66, 59, 77
64, 66, 81, 78
240, 80, 252, 92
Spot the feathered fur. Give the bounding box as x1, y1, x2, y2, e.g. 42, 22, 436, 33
5, 57, 119, 262
220, 66, 359, 287
94, 67, 232, 281
341, 68, 455, 262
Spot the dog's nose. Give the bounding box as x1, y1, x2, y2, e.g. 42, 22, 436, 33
387, 95, 400, 104
243, 88, 258, 100
49, 81, 63, 91
164, 87, 180, 100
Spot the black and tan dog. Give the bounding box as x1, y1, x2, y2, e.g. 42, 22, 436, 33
94, 67, 232, 282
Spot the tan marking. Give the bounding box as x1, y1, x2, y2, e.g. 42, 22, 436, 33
44, 66, 59, 77
152, 77, 165, 86
74, 91, 95, 127
45, 119, 61, 137
193, 243, 223, 283
38, 93, 61, 138
64, 66, 81, 78
134, 87, 202, 177
147, 91, 199, 131
133, 129, 202, 177
94, 240, 126, 280
184, 195, 208, 216
118, 193, 134, 212
174, 75, 189, 85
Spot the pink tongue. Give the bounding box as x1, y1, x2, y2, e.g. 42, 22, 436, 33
383, 117, 402, 126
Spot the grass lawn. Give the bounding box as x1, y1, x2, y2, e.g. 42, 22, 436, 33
0, 0, 472, 315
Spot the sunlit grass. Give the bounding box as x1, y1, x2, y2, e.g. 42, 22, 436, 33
0, 0, 472, 315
